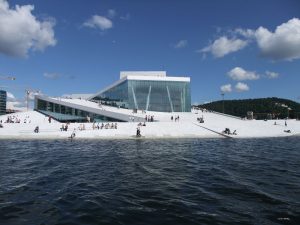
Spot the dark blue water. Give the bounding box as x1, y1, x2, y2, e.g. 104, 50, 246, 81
0, 138, 299, 225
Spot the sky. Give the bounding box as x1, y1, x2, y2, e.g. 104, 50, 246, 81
0, 0, 300, 110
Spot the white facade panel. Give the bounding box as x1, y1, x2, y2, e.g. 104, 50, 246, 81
120, 71, 166, 79
126, 75, 190, 82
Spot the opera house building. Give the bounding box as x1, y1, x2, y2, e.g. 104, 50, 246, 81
35, 71, 191, 122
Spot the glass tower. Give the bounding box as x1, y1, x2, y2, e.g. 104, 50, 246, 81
91, 79, 191, 112
0, 90, 7, 115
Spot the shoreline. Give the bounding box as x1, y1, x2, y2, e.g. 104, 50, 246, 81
1, 111, 300, 140
0, 131, 299, 140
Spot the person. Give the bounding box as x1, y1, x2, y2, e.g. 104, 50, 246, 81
136, 127, 141, 137
274, 121, 277, 125
0, 123, 3, 128
199, 116, 204, 123
70, 129, 76, 139
171, 116, 173, 121
34, 126, 39, 133
285, 121, 287, 126
223, 128, 230, 135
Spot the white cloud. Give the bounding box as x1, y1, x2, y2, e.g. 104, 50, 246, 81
236, 18, 300, 61
203, 18, 300, 61
235, 82, 249, 92
254, 18, 300, 61
43, 72, 61, 79
107, 9, 116, 18
5, 91, 27, 111
174, 40, 188, 49
265, 71, 279, 79
235, 28, 255, 38
6, 92, 15, 101
200, 36, 248, 58
83, 15, 113, 30
220, 84, 232, 93
6, 101, 27, 111
228, 67, 260, 81
0, 0, 56, 57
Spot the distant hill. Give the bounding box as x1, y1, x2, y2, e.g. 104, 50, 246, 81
197, 97, 300, 119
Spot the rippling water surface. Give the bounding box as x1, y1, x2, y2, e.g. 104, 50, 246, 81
0, 138, 300, 225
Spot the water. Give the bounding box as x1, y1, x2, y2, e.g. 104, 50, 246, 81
0, 138, 299, 225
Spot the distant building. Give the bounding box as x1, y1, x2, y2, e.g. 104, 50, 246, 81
35, 71, 191, 122
0, 90, 7, 115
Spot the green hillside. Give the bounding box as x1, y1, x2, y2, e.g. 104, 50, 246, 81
197, 97, 300, 120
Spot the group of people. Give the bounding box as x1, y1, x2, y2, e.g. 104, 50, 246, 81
273, 120, 288, 126
2, 115, 31, 124
222, 128, 237, 135
145, 115, 154, 122
46, 122, 120, 133
170, 115, 180, 122
60, 124, 69, 131
92, 122, 118, 130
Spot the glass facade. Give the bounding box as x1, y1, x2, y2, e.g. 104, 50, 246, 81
0, 90, 7, 115
36, 99, 124, 122
92, 80, 191, 112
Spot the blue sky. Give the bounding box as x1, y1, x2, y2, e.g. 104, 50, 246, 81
0, 0, 300, 109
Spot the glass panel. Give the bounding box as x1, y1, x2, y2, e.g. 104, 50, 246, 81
48, 102, 54, 112
37, 99, 47, 111
128, 80, 191, 112
55, 104, 60, 113
36, 99, 124, 122
92, 79, 191, 112
0, 90, 7, 115
66, 107, 72, 115
92, 81, 129, 108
